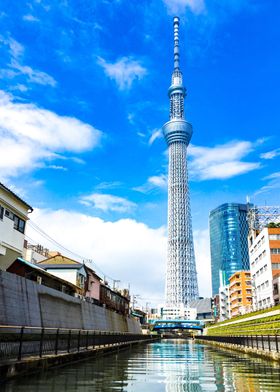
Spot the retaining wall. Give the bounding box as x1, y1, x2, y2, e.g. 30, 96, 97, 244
0, 271, 141, 333
196, 338, 280, 364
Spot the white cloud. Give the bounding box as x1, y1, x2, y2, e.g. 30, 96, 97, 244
255, 172, 280, 196
0, 90, 102, 178
80, 193, 136, 213
264, 172, 280, 180
148, 175, 167, 188
11, 61, 56, 86
134, 174, 167, 193
46, 165, 68, 171
0, 36, 55, 87
163, 0, 205, 14
193, 228, 211, 298
7, 38, 24, 59
188, 140, 260, 180
260, 148, 280, 160
149, 128, 162, 145
97, 56, 147, 90
23, 14, 39, 22
26, 208, 212, 305
26, 209, 167, 304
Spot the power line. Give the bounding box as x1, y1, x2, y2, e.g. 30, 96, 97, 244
26, 219, 117, 282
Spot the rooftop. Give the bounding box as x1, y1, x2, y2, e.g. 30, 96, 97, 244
0, 182, 33, 212
37, 254, 83, 266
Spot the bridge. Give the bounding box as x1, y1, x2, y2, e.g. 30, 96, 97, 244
151, 319, 205, 332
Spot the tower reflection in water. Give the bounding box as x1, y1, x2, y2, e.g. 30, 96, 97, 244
3, 340, 280, 391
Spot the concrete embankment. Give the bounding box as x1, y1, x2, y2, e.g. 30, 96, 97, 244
0, 271, 141, 333
0, 337, 159, 383
196, 338, 280, 364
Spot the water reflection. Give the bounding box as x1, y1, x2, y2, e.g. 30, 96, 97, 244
3, 339, 280, 391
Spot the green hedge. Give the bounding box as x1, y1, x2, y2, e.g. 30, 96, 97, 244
207, 316, 280, 336
208, 304, 280, 328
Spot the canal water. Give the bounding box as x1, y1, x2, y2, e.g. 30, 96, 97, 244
3, 339, 280, 391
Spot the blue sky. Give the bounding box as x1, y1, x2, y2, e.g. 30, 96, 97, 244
0, 0, 279, 305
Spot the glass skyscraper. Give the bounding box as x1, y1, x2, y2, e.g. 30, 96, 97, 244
209, 203, 251, 296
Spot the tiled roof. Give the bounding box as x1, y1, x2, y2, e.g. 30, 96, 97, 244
37, 254, 82, 266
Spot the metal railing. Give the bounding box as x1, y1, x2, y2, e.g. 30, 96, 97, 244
0, 326, 156, 362
197, 335, 280, 353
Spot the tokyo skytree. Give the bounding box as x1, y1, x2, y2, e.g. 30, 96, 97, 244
163, 17, 199, 307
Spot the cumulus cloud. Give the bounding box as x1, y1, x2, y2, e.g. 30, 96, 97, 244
163, 0, 205, 14
0, 91, 102, 178
0, 36, 56, 87
26, 209, 167, 303
97, 56, 147, 90
80, 193, 136, 213
188, 140, 260, 180
26, 208, 211, 305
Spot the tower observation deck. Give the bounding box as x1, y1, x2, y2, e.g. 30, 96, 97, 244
162, 17, 199, 307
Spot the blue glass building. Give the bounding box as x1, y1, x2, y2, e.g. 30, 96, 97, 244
209, 203, 251, 296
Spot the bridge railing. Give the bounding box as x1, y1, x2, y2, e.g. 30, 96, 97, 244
0, 325, 156, 362
197, 335, 280, 353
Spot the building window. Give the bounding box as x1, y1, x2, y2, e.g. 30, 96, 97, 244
13, 215, 26, 233
269, 234, 280, 240
272, 263, 280, 270
271, 248, 280, 255
5, 209, 14, 220
4, 209, 26, 233
0, 206, 3, 220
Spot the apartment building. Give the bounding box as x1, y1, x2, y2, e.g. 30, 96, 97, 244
229, 271, 252, 317
249, 227, 280, 310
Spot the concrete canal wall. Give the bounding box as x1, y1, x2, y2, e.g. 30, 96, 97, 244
0, 271, 141, 333
196, 338, 280, 364
0, 337, 159, 382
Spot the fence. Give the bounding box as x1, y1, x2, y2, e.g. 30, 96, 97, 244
0, 326, 156, 362
197, 335, 280, 352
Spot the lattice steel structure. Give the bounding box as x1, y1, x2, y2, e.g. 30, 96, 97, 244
162, 17, 199, 307
247, 205, 280, 231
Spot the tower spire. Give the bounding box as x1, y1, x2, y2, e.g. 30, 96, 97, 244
173, 16, 180, 70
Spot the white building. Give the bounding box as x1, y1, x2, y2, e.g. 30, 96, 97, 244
219, 285, 230, 321
37, 254, 87, 290
0, 183, 33, 270
249, 227, 280, 310
23, 242, 50, 264
162, 304, 197, 320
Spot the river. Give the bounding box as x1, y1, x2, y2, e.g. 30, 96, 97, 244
2, 339, 280, 391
